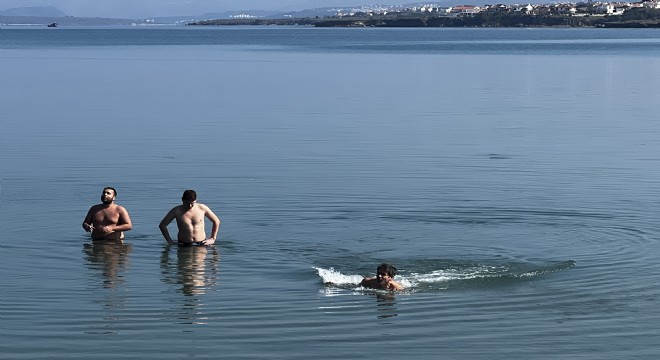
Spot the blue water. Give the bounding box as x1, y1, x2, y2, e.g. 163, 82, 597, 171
2, 27, 660, 359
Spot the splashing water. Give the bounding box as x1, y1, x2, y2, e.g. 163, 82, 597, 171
315, 260, 575, 292
314, 267, 414, 289
315, 267, 363, 285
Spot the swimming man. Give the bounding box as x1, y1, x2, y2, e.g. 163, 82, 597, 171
159, 190, 221, 246
82, 187, 133, 240
360, 263, 404, 291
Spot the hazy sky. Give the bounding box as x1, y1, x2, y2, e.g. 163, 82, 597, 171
0, 0, 393, 17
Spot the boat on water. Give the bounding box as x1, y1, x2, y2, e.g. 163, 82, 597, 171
47, 22, 58, 27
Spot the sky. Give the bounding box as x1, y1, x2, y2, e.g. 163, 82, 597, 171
0, 0, 394, 18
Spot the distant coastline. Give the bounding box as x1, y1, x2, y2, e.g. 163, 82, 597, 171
189, 7, 660, 28
2, 7, 659, 28
189, 16, 660, 28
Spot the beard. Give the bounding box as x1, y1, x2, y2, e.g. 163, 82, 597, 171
101, 198, 113, 205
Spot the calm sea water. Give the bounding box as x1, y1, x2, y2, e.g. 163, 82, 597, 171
2, 27, 660, 359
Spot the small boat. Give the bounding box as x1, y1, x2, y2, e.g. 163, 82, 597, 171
47, 22, 58, 27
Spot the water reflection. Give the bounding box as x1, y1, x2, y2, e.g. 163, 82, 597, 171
373, 293, 399, 320
83, 240, 132, 289
319, 288, 400, 320
82, 239, 132, 334
161, 245, 220, 296
160, 245, 220, 325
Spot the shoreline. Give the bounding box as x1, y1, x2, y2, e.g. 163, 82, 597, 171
189, 18, 660, 29
189, 13, 660, 29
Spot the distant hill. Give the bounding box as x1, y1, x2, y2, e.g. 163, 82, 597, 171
152, 10, 277, 24
0, 6, 67, 17
153, 7, 390, 22
0, 15, 148, 26
271, 7, 343, 19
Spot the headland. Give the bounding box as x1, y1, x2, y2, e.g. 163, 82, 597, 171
189, 5, 660, 28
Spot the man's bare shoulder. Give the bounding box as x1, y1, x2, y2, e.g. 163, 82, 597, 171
170, 205, 188, 216
105, 204, 126, 213
360, 277, 377, 288
189, 203, 210, 213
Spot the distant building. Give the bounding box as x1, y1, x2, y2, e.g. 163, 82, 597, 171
230, 14, 257, 19
642, 0, 660, 8
451, 5, 480, 14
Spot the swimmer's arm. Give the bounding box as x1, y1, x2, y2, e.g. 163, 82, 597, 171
389, 280, 404, 291
159, 209, 177, 245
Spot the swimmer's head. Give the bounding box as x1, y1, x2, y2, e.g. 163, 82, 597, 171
376, 263, 397, 279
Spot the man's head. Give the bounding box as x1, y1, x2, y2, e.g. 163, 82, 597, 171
376, 263, 397, 280
101, 187, 117, 204
182, 189, 197, 208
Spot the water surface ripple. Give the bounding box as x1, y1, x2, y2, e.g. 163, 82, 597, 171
2, 27, 660, 359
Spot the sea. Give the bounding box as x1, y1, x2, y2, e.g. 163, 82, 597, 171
2, 26, 660, 359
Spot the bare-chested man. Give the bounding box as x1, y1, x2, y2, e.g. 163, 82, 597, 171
82, 187, 133, 240
159, 190, 221, 246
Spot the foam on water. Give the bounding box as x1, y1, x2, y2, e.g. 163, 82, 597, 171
315, 267, 363, 285
315, 260, 576, 292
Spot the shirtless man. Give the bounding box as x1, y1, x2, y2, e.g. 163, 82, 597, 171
360, 263, 404, 291
159, 190, 221, 246
82, 187, 133, 240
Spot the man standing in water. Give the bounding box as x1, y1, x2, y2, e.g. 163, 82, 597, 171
159, 190, 221, 246
82, 187, 133, 240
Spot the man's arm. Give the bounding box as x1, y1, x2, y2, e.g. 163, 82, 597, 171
388, 280, 404, 291
202, 205, 221, 245
114, 206, 133, 232
82, 207, 94, 232
159, 209, 177, 245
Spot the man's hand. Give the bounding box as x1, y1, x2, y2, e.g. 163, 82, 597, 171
201, 238, 215, 246
98, 225, 114, 235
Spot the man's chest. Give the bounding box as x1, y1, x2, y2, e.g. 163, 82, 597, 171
181, 211, 204, 224
94, 210, 119, 222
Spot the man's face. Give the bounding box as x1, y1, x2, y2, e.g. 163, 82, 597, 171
377, 272, 391, 284
183, 200, 196, 209
101, 189, 116, 204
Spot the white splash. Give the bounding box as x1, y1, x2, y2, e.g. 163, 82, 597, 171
315, 267, 414, 289
314, 267, 363, 285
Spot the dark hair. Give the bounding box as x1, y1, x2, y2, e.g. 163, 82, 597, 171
376, 263, 397, 278
182, 189, 197, 202
103, 187, 117, 197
